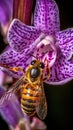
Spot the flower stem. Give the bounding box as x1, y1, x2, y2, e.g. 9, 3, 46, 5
13, 0, 33, 25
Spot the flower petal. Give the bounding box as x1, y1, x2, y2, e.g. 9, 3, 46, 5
0, 70, 6, 86
7, 19, 42, 52
0, 46, 32, 78
0, 33, 46, 78
46, 46, 73, 85
56, 28, 73, 60
15, 117, 46, 130
0, 0, 13, 25
33, 35, 57, 68
0, 86, 5, 98
34, 0, 60, 34
16, 118, 30, 130
0, 93, 25, 128
31, 117, 47, 130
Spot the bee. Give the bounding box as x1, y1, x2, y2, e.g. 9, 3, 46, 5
0, 58, 50, 120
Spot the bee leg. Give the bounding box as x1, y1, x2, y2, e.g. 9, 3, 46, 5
0, 63, 25, 73
9, 67, 25, 73
43, 58, 50, 81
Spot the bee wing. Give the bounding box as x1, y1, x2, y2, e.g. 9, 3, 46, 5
0, 75, 25, 107
36, 83, 47, 120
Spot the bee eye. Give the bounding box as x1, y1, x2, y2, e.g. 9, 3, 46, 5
31, 60, 36, 65
39, 62, 45, 69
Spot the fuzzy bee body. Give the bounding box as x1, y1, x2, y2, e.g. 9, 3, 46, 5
0, 59, 50, 120
21, 83, 40, 116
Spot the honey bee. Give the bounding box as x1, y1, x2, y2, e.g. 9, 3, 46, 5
0, 58, 50, 120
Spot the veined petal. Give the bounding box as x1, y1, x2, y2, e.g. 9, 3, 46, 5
33, 35, 57, 67
46, 46, 73, 85
0, 33, 46, 78
56, 28, 73, 60
0, 0, 13, 25
0, 46, 32, 78
34, 0, 60, 34
7, 19, 42, 52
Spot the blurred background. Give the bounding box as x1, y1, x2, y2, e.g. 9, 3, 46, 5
0, 0, 73, 130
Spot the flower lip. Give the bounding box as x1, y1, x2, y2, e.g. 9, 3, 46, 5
33, 35, 57, 68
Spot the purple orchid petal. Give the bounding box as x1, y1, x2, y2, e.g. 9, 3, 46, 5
56, 28, 73, 61
34, 0, 60, 34
0, 46, 32, 78
15, 118, 31, 130
0, 0, 13, 25
15, 117, 46, 130
33, 35, 57, 68
0, 90, 24, 127
46, 46, 73, 85
31, 117, 47, 130
0, 33, 46, 78
0, 86, 6, 98
7, 19, 42, 52
0, 70, 6, 86
0, 93, 27, 128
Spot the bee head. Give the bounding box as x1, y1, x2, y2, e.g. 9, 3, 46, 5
30, 60, 45, 79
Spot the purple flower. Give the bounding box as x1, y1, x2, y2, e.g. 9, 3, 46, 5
0, 92, 25, 128
0, 0, 13, 25
0, 0, 73, 85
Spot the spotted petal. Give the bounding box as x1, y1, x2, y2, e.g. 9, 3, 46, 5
0, 32, 47, 78
0, 91, 26, 128
0, 46, 32, 78
7, 19, 42, 52
46, 46, 73, 85
34, 0, 60, 34
56, 28, 73, 60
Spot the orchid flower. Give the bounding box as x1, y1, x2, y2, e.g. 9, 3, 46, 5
0, 0, 73, 85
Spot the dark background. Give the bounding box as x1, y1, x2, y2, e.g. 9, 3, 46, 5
45, 0, 73, 130
0, 0, 73, 130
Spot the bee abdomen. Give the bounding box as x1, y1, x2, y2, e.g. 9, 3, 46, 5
21, 89, 39, 116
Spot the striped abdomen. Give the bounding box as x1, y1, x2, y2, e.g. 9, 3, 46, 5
21, 83, 40, 116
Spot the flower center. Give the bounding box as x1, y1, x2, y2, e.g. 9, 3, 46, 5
33, 35, 57, 68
